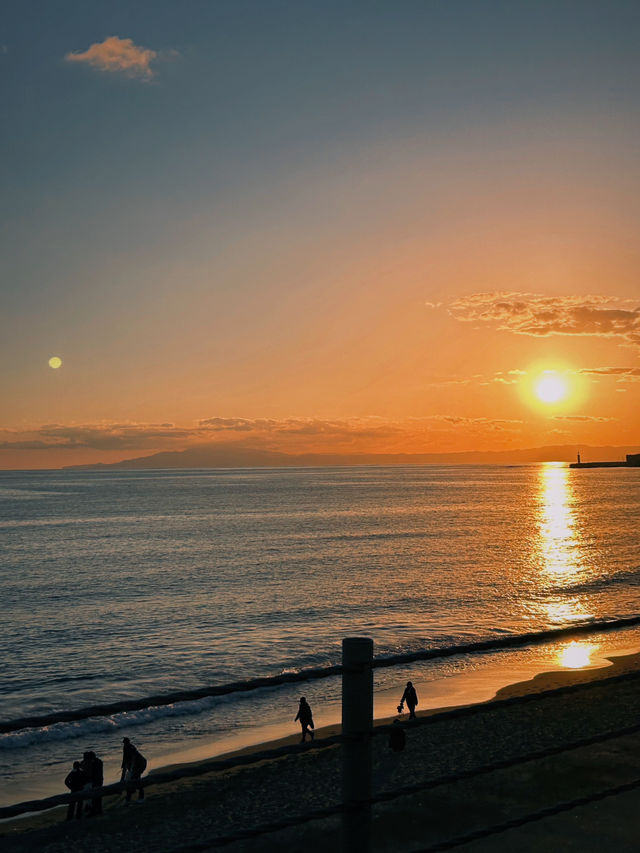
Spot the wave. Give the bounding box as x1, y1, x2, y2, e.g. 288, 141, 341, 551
0, 692, 241, 751
4, 616, 640, 746
557, 567, 640, 596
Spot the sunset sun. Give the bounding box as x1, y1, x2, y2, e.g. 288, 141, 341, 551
519, 364, 588, 417
535, 372, 568, 404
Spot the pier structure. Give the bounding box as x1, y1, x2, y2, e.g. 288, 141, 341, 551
570, 452, 640, 469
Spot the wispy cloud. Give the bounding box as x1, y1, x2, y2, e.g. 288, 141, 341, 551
0, 423, 195, 451
428, 415, 523, 430
448, 293, 640, 348
65, 36, 159, 79
424, 369, 528, 388
552, 415, 617, 422
0, 416, 524, 454
197, 416, 410, 444
427, 364, 640, 390
580, 366, 640, 382
418, 374, 478, 387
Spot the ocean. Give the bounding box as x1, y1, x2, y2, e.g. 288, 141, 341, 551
1, 464, 639, 808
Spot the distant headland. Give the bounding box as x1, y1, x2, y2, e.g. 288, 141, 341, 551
570, 452, 640, 469
60, 443, 640, 471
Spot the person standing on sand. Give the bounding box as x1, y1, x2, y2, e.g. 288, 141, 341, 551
295, 696, 315, 742
81, 750, 104, 815
121, 736, 147, 802
64, 761, 89, 821
398, 681, 418, 719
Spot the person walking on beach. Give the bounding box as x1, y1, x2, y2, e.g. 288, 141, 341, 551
81, 750, 104, 815
295, 696, 315, 742
64, 761, 89, 821
121, 736, 147, 802
398, 681, 418, 719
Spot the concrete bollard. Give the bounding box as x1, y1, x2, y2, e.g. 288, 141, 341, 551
342, 636, 373, 853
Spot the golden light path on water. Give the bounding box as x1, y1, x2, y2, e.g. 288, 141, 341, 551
537, 463, 600, 669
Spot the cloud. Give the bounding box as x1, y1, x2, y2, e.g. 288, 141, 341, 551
428, 364, 640, 390
0, 415, 525, 455
422, 375, 478, 387
431, 415, 522, 425
198, 415, 524, 438
425, 368, 530, 388
448, 293, 640, 347
197, 417, 406, 442
65, 36, 158, 79
0, 423, 196, 451
552, 415, 617, 422
0, 419, 401, 452
579, 367, 640, 381
427, 416, 523, 432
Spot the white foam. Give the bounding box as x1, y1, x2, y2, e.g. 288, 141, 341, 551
0, 693, 239, 751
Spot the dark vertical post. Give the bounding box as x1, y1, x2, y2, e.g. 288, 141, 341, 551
342, 636, 373, 853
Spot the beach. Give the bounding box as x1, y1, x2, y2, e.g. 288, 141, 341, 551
3, 649, 640, 852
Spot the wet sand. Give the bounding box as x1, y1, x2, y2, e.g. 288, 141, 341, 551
3, 650, 640, 851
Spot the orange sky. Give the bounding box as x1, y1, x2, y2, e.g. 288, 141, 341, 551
2, 4, 639, 469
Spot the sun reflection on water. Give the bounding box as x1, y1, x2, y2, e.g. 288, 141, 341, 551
537, 463, 594, 624
557, 640, 599, 669
539, 463, 577, 577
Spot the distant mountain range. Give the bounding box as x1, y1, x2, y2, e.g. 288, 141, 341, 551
64, 443, 640, 470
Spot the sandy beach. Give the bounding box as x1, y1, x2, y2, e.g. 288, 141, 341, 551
3, 648, 640, 852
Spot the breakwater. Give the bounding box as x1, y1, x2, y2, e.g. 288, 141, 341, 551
570, 452, 640, 469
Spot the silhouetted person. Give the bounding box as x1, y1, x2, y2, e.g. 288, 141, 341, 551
121, 736, 147, 801
295, 696, 315, 742
79, 751, 93, 814
388, 719, 406, 752
64, 761, 89, 821
81, 750, 103, 815
398, 681, 418, 719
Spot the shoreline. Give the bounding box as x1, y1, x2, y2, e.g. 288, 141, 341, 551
3, 632, 632, 811
5, 645, 640, 840
149, 637, 634, 776
156, 645, 640, 774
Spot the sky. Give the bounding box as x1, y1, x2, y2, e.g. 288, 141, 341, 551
2, 0, 639, 468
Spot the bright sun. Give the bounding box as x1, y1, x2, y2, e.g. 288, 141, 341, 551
535, 372, 567, 404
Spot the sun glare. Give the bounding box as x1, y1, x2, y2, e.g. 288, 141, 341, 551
535, 372, 567, 404
557, 641, 598, 669
48, 356, 62, 369
519, 364, 587, 413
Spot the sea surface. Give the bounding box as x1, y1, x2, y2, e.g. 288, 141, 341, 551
1, 464, 640, 807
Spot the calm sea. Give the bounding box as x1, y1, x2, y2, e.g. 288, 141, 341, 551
1, 464, 639, 806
